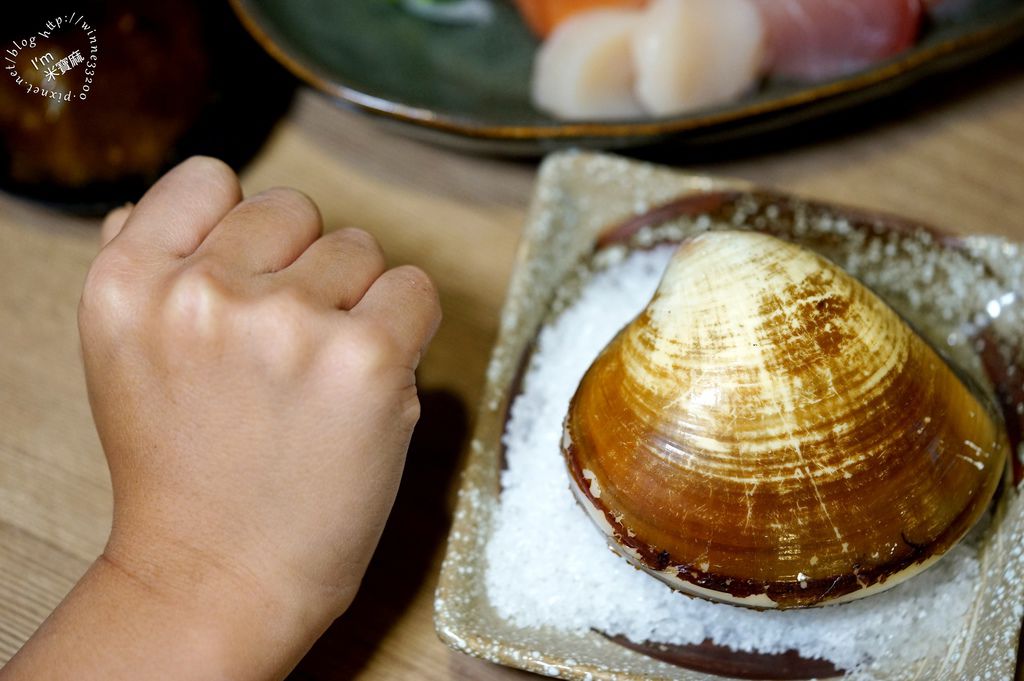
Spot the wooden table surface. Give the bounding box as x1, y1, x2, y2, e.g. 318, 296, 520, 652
1, 44, 1023, 680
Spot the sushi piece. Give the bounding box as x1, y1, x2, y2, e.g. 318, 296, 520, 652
632, 0, 765, 116
515, 0, 645, 37
525, 0, 930, 121
753, 0, 923, 81
531, 9, 645, 120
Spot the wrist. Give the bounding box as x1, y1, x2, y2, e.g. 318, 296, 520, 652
99, 530, 333, 679
0, 535, 334, 681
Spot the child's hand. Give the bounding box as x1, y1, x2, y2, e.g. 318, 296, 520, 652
61, 157, 439, 676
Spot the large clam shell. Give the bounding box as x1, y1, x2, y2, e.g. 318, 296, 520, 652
563, 230, 1009, 609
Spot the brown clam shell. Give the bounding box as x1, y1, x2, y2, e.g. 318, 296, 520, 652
563, 230, 1009, 609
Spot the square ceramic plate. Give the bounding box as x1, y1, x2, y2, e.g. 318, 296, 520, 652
434, 152, 1024, 681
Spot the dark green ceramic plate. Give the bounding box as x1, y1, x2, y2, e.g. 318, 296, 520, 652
230, 0, 1024, 155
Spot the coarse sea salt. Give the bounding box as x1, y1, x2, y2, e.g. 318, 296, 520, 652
484, 243, 982, 679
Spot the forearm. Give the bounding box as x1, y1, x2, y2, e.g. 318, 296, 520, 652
0, 549, 324, 681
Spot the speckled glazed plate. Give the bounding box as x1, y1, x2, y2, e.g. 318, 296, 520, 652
433, 152, 1024, 680
230, 0, 1024, 155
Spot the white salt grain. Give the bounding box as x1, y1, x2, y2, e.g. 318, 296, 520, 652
485, 244, 982, 678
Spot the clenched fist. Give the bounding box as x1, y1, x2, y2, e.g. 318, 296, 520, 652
2, 156, 441, 681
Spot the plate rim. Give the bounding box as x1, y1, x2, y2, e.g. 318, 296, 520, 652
229, 0, 1024, 142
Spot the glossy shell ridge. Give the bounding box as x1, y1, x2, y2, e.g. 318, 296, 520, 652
563, 230, 1009, 609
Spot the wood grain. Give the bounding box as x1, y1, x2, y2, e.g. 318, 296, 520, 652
1, 44, 1023, 679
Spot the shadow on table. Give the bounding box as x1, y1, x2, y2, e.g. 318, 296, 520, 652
286, 388, 470, 681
